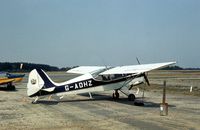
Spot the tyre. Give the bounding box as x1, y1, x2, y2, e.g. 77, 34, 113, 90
128, 94, 135, 101
7, 85, 16, 90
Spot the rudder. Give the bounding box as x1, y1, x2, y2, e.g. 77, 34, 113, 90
27, 69, 56, 97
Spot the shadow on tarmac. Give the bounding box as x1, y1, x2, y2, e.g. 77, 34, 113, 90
34, 93, 176, 108
0, 87, 18, 92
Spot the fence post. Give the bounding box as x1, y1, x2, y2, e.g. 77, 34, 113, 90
160, 80, 168, 116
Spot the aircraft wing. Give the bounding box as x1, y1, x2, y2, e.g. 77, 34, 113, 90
99, 62, 176, 75
67, 66, 106, 74
0, 78, 14, 85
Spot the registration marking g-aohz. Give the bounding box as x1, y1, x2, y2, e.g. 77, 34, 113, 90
65, 80, 92, 91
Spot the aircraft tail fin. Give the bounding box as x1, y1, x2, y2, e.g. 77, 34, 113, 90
27, 69, 56, 97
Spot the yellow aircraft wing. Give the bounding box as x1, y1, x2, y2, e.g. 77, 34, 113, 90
0, 78, 14, 85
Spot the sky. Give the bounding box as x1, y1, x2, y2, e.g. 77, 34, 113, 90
0, 0, 200, 68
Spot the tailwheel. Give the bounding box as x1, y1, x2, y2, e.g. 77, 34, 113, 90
112, 90, 119, 100
32, 96, 39, 104
128, 94, 135, 101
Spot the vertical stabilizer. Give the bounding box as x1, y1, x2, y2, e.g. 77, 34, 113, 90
27, 69, 56, 97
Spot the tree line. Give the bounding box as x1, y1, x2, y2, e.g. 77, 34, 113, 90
0, 62, 67, 72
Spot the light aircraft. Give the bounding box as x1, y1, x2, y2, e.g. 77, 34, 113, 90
0, 72, 25, 90
27, 61, 175, 103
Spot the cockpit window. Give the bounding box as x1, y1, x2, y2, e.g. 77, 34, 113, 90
91, 67, 132, 81
91, 68, 108, 78
94, 74, 130, 81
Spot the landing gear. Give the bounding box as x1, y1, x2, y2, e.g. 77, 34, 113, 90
88, 92, 93, 99
32, 96, 39, 104
128, 94, 135, 101
112, 89, 136, 101
119, 87, 136, 101
112, 90, 119, 100
7, 83, 15, 90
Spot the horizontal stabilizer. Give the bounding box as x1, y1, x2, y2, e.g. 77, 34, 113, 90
42, 87, 55, 92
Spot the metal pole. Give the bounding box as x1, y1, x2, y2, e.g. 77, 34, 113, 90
160, 80, 168, 116
163, 80, 166, 104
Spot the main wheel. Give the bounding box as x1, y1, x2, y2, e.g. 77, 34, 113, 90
112, 90, 119, 100
128, 94, 135, 101
7, 83, 16, 90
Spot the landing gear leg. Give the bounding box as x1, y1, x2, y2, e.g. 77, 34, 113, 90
48, 95, 52, 100
88, 92, 93, 99
112, 90, 119, 100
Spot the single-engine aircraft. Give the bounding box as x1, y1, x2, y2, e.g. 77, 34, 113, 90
27, 61, 175, 103
0, 72, 25, 90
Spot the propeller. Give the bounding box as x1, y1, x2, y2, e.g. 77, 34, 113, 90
136, 57, 150, 86
136, 57, 141, 65
141, 72, 150, 103
135, 57, 149, 104
143, 73, 150, 86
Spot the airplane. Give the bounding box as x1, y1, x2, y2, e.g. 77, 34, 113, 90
0, 72, 25, 90
6, 73, 25, 82
27, 61, 176, 103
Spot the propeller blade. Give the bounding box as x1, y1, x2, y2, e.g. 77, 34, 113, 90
144, 73, 150, 86
136, 57, 141, 65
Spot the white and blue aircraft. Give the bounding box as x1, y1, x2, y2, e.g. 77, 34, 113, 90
27, 62, 175, 103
